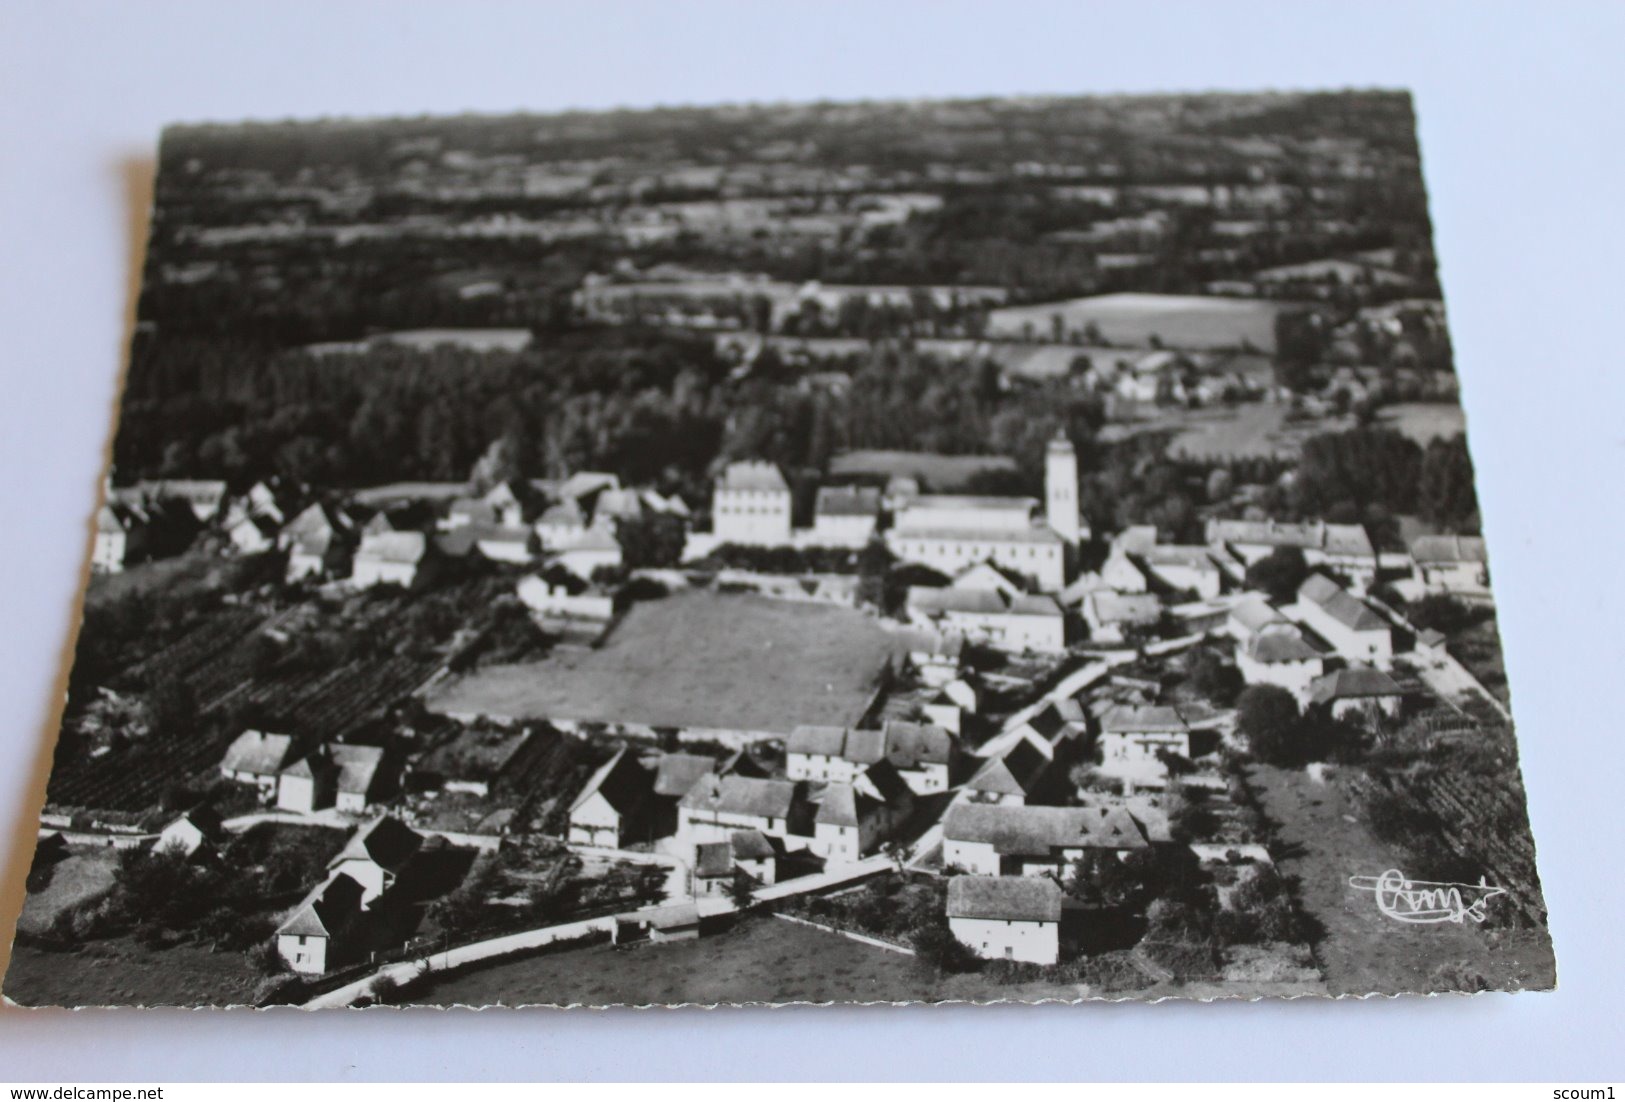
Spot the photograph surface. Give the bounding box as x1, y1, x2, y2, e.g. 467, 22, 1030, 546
3, 91, 1554, 1008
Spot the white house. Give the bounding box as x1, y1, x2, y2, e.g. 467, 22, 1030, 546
1097, 704, 1197, 791
567, 748, 651, 848
155, 808, 227, 859
226, 511, 279, 555
809, 761, 914, 865
276, 872, 365, 975
943, 802, 1155, 877
909, 633, 964, 688
1235, 625, 1325, 706
92, 502, 151, 574
1294, 574, 1392, 664
712, 461, 793, 546
907, 586, 1066, 654
283, 503, 354, 582
1141, 545, 1223, 599
946, 875, 1062, 965
1081, 591, 1162, 643
811, 486, 881, 548
220, 730, 299, 796
786, 721, 960, 795
1409, 535, 1490, 600
351, 531, 432, 589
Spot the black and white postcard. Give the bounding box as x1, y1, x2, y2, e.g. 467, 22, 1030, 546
3, 91, 1554, 1008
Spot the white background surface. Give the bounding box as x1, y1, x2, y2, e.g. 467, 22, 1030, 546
0, 0, 1621, 1081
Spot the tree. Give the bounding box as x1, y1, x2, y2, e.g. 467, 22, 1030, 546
1245, 546, 1309, 605
1186, 648, 1242, 706
1236, 685, 1303, 766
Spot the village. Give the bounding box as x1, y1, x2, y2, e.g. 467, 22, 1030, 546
18, 413, 1517, 1006
6, 92, 1550, 1009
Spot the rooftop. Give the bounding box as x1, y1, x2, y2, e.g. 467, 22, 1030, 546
946, 874, 1062, 923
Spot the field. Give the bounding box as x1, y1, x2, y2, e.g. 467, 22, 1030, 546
4, 938, 263, 1008
1376, 401, 1467, 444
828, 450, 1017, 491
1247, 764, 1554, 996
85, 549, 259, 610
428, 591, 904, 734
16, 850, 120, 937
985, 293, 1295, 352
1101, 401, 1350, 462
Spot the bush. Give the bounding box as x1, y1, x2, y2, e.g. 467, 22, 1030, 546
1140, 939, 1220, 982
908, 923, 979, 975
367, 973, 405, 1005
1077, 951, 1154, 993
248, 939, 286, 976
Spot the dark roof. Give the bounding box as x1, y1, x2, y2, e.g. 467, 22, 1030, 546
947, 875, 1062, 923
1310, 664, 1403, 704
276, 872, 365, 938
652, 752, 718, 798
882, 721, 956, 768
679, 775, 797, 820
730, 829, 777, 860
814, 782, 861, 827
1243, 627, 1321, 664
569, 748, 651, 817
787, 725, 848, 757
1100, 704, 1192, 735
814, 485, 882, 518
966, 740, 1050, 797
1411, 534, 1487, 565
1298, 574, 1387, 632
221, 730, 297, 776
694, 841, 733, 879
330, 816, 424, 875
945, 802, 1151, 854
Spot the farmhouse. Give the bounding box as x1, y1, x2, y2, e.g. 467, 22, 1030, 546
810, 761, 914, 865
351, 531, 433, 590
922, 678, 978, 734
964, 740, 1056, 806
909, 632, 965, 688
155, 807, 227, 859
1226, 594, 1292, 641
811, 486, 881, 547
946, 875, 1062, 965
1140, 545, 1223, 599
943, 802, 1154, 877
276, 871, 365, 975
516, 572, 615, 622
1081, 590, 1162, 643
906, 586, 1066, 654
133, 479, 228, 522
712, 461, 793, 547
220, 730, 300, 796
1206, 518, 1377, 592
1310, 664, 1405, 721
327, 816, 424, 905
677, 774, 808, 849
1236, 625, 1326, 706
649, 751, 720, 837
93, 502, 147, 574
567, 748, 652, 848
1097, 704, 1205, 790
409, 725, 545, 797
226, 510, 280, 555
786, 721, 959, 794
1294, 574, 1393, 664
277, 744, 390, 814
283, 503, 355, 582
535, 499, 589, 550
1409, 534, 1490, 600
